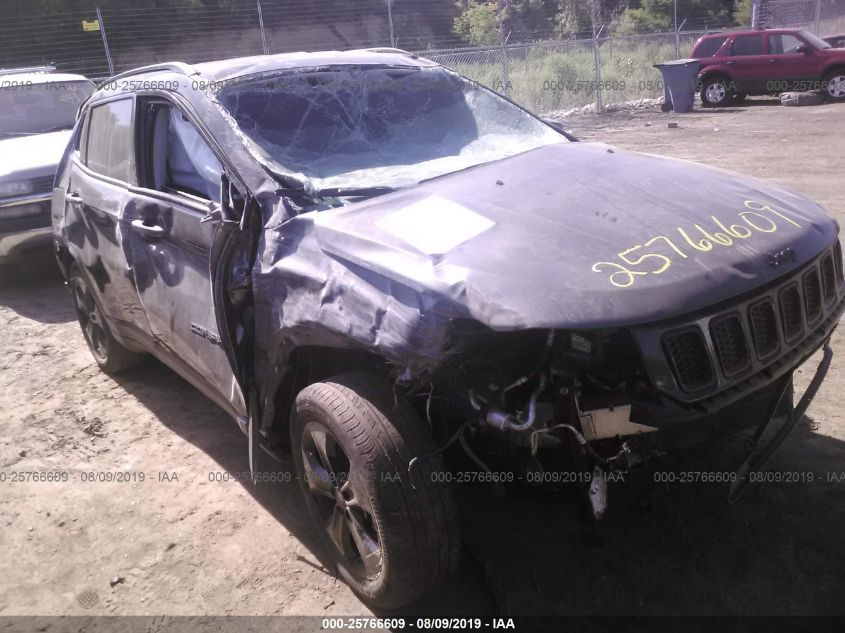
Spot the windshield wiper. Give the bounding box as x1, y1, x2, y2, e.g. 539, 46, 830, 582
40, 125, 73, 133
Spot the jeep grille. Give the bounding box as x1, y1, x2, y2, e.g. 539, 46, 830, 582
654, 242, 843, 395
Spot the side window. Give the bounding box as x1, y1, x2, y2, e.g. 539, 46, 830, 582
144, 103, 222, 202
769, 34, 804, 54
85, 98, 135, 183
731, 35, 764, 56
696, 37, 727, 57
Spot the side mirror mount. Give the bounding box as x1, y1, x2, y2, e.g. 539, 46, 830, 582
541, 118, 579, 142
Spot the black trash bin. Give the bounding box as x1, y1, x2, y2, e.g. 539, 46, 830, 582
653, 58, 701, 113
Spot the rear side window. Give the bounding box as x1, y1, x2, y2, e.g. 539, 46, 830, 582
86, 98, 135, 183
695, 37, 727, 57
731, 35, 764, 56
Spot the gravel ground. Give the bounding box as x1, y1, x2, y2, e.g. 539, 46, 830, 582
1, 98, 844, 618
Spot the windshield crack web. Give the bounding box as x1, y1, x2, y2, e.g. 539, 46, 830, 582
217, 66, 565, 193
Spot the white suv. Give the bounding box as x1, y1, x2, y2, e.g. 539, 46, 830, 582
0, 67, 94, 262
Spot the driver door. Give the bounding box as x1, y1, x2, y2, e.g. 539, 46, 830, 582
127, 97, 245, 419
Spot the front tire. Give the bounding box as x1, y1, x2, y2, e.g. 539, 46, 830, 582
292, 372, 460, 609
823, 70, 845, 101
700, 76, 733, 107
69, 265, 144, 373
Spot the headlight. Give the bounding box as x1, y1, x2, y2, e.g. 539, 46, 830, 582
0, 180, 35, 197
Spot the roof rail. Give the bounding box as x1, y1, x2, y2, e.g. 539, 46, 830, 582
100, 62, 200, 87
0, 65, 56, 75
364, 47, 418, 58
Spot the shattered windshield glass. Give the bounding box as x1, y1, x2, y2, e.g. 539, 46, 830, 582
216, 65, 567, 193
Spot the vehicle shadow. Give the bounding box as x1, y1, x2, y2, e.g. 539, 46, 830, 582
735, 97, 783, 107
110, 354, 845, 618
111, 359, 499, 617
0, 251, 75, 324
462, 419, 845, 615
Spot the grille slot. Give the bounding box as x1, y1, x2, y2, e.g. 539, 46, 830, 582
709, 314, 750, 377
835, 241, 844, 287
32, 175, 55, 192
749, 300, 779, 358
803, 269, 822, 323
664, 329, 714, 391
821, 254, 836, 304
778, 284, 803, 343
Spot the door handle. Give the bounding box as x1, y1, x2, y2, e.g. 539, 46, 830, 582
726, 61, 735, 65
131, 219, 167, 240
768, 59, 778, 63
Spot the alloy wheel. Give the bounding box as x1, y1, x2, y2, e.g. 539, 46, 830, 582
300, 423, 382, 581
827, 74, 845, 99
71, 277, 108, 361
706, 81, 727, 104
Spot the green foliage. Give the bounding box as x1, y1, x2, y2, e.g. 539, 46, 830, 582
452, 0, 598, 44
453, 1, 502, 46
733, 0, 753, 26
617, 0, 735, 34
440, 29, 703, 112
553, 0, 594, 36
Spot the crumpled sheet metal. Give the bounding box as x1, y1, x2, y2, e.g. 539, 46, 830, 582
250, 141, 839, 395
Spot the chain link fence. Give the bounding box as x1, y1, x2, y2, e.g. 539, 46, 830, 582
0, 2, 716, 115
759, 0, 845, 34
2, 1, 841, 118
426, 30, 712, 114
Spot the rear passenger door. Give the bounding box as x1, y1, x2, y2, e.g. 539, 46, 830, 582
65, 96, 153, 346
727, 34, 768, 93
127, 97, 246, 418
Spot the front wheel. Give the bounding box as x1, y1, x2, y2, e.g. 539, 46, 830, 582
292, 372, 460, 609
823, 70, 845, 101
700, 76, 733, 107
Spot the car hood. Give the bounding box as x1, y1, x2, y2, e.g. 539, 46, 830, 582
0, 130, 72, 181
310, 142, 838, 330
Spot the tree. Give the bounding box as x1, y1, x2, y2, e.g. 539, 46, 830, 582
453, 0, 501, 46
618, 0, 736, 34
733, 0, 753, 25
553, 0, 596, 37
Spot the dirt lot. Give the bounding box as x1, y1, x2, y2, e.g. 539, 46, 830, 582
1, 99, 844, 619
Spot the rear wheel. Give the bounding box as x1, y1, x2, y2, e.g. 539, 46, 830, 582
69, 265, 144, 373
700, 76, 732, 107
291, 372, 460, 609
823, 70, 845, 101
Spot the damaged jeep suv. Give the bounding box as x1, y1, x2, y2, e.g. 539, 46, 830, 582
53, 50, 844, 608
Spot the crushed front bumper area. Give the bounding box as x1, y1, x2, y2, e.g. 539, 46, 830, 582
728, 342, 833, 503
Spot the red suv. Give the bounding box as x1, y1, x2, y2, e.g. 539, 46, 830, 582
691, 28, 845, 106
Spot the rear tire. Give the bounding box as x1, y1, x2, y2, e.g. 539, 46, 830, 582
69, 265, 144, 374
292, 371, 460, 609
